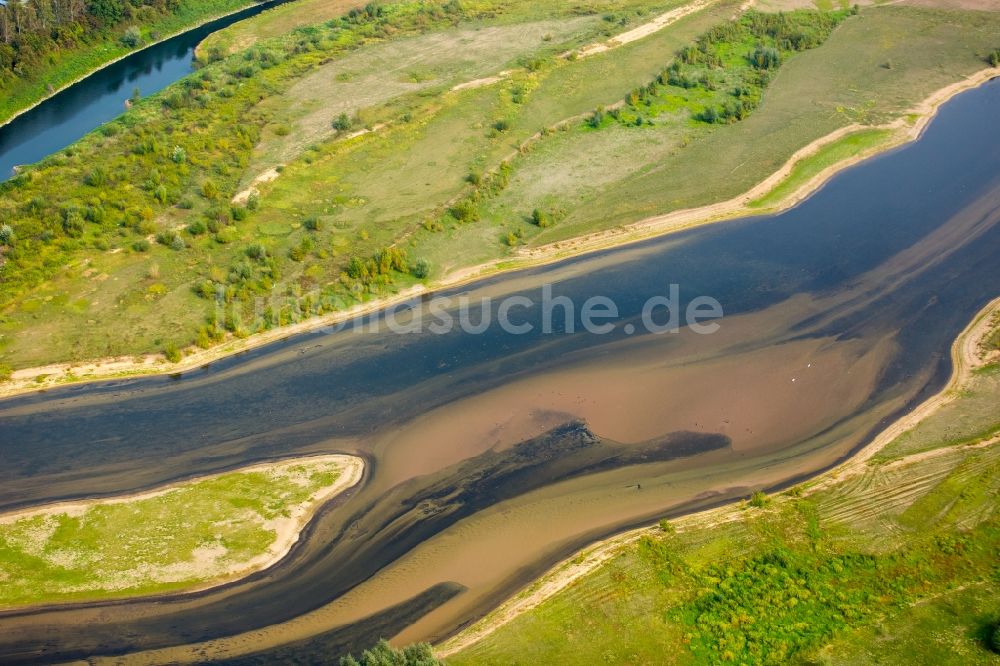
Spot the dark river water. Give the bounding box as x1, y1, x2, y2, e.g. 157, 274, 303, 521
0, 77, 998, 663
0, 0, 290, 181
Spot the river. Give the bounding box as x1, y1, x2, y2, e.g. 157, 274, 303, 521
0, 76, 997, 663
0, 0, 290, 181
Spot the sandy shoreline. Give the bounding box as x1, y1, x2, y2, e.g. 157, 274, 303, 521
2, 66, 995, 400
0, 454, 364, 612
435, 295, 1000, 657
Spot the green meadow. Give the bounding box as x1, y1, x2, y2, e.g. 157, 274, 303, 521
0, 457, 347, 608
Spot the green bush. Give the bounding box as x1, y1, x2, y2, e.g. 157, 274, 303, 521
990, 623, 1000, 654
163, 343, 181, 363
121, 26, 143, 49
332, 113, 355, 131
339, 640, 439, 666
449, 198, 480, 223
410, 258, 431, 279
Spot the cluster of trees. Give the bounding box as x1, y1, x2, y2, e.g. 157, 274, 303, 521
0, 0, 496, 349
345, 246, 409, 289
609, 9, 847, 128
339, 640, 439, 666
0, 0, 186, 83
637, 494, 1000, 664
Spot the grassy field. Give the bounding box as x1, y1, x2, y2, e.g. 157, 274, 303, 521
748, 127, 894, 208
0, 456, 354, 608
1, 1, 999, 374
0, 0, 261, 127
445, 318, 1000, 665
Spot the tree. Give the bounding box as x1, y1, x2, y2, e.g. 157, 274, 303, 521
87, 0, 125, 23
750, 46, 780, 70
410, 258, 430, 279
339, 640, 440, 666
332, 113, 355, 131
121, 26, 141, 48
201, 180, 218, 199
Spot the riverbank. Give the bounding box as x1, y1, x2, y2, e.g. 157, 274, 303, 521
2, 67, 995, 400
0, 454, 364, 611
0, 0, 277, 130
436, 295, 1000, 658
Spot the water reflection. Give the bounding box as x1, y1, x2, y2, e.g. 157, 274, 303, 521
0, 0, 288, 180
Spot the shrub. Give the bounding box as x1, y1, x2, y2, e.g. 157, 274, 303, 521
187, 220, 207, 236
750, 46, 781, 70
990, 50, 1000, 68
245, 242, 268, 261
0, 363, 12, 382
332, 113, 355, 131
0, 224, 14, 246
749, 491, 770, 508
658, 519, 676, 534
163, 343, 182, 363
171, 145, 187, 164
303, 216, 321, 231
339, 640, 439, 666
201, 180, 219, 199
990, 623, 1000, 654
410, 258, 431, 279
449, 199, 480, 223
193, 280, 216, 299
132, 239, 151, 252
231, 206, 248, 222
531, 208, 552, 228
84, 168, 107, 187
121, 26, 142, 49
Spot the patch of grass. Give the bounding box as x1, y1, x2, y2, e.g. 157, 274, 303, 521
875, 364, 1000, 462
816, 583, 1000, 665
0, 458, 345, 608
451, 464, 1000, 664
449, 320, 1000, 665
749, 127, 893, 208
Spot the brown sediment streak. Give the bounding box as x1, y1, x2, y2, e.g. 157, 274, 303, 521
434, 296, 1000, 657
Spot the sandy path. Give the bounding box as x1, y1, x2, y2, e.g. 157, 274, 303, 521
572, 0, 720, 58
435, 297, 1000, 658
235, 0, 724, 198
0, 454, 364, 609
